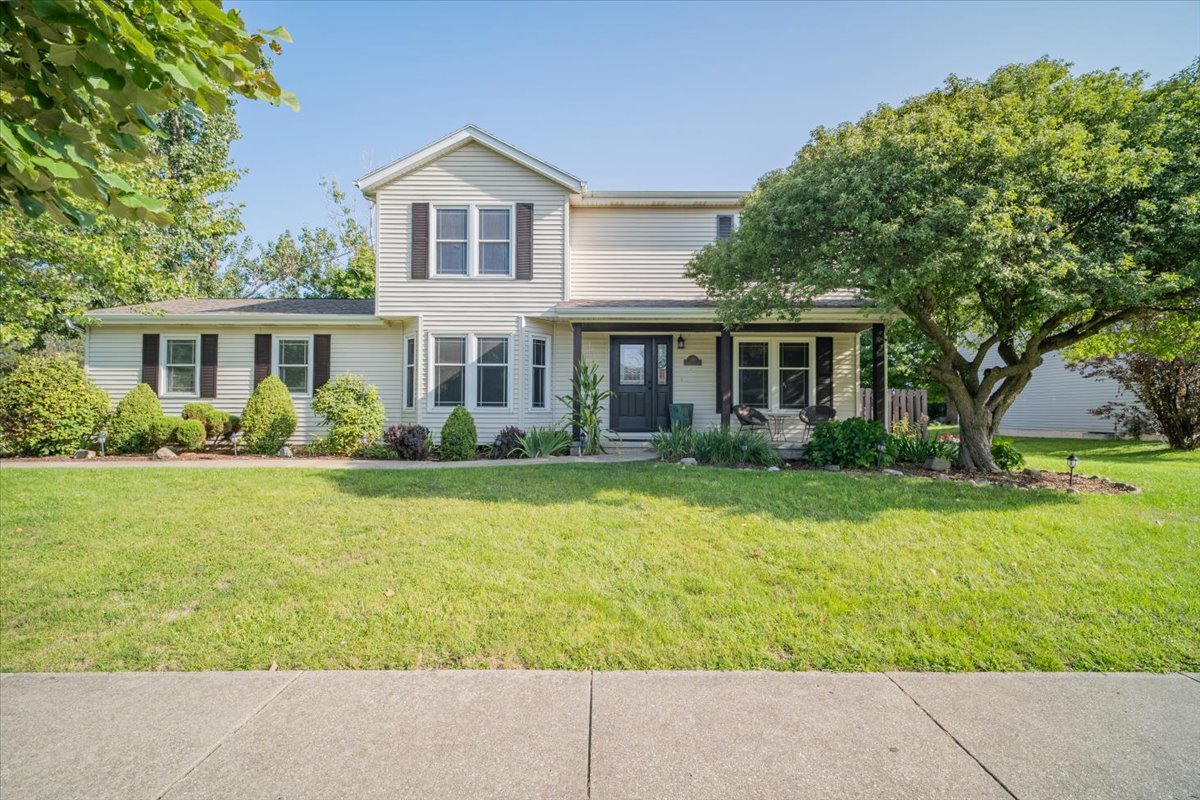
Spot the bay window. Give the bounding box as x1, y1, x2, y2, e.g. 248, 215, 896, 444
404, 336, 416, 409
530, 337, 548, 409
476, 337, 509, 407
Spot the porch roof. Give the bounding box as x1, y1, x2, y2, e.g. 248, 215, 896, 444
552, 293, 879, 326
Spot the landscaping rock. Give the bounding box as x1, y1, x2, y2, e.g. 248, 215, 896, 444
1024, 468, 1042, 478
679, 457, 698, 466
924, 457, 952, 472
73, 449, 96, 459
881, 468, 903, 476
277, 446, 294, 458
153, 447, 178, 460
822, 464, 841, 472
767, 466, 780, 472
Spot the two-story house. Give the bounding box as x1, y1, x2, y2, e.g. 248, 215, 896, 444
85, 126, 891, 444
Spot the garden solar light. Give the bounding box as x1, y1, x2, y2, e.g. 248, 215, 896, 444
230, 431, 242, 456
1067, 453, 1078, 488
876, 439, 887, 469
95, 431, 107, 458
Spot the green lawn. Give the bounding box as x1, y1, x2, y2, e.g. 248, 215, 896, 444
1, 437, 1197, 672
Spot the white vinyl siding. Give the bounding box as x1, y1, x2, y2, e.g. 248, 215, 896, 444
983, 348, 1129, 436
569, 206, 741, 301
86, 326, 404, 443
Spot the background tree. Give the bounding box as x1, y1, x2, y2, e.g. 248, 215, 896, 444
232, 181, 374, 298
0, 0, 295, 225
858, 318, 945, 411
1, 107, 245, 353
1066, 313, 1200, 450
689, 59, 1199, 471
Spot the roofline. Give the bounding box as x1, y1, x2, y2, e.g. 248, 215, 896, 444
356, 125, 585, 195
86, 312, 387, 327
573, 190, 745, 208
550, 305, 886, 322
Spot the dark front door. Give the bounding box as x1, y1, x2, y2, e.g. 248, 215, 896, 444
609, 336, 672, 432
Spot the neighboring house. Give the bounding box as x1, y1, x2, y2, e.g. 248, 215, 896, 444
85, 126, 892, 444
981, 348, 1128, 438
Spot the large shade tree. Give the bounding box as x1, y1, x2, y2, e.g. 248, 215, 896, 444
688, 59, 1199, 470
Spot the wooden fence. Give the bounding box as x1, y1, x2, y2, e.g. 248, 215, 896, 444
860, 388, 928, 427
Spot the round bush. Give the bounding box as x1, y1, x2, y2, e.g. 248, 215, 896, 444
0, 355, 110, 456
182, 402, 230, 439
310, 374, 385, 455
439, 406, 477, 461
175, 419, 207, 451
148, 416, 182, 448
241, 375, 297, 454
804, 417, 888, 468
107, 383, 163, 454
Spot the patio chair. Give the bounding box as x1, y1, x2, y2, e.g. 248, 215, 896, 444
798, 404, 837, 442
734, 404, 770, 434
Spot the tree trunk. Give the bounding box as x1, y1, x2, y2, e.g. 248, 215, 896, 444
951, 393, 999, 472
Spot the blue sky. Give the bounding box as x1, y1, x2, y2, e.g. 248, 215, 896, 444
231, 0, 1200, 246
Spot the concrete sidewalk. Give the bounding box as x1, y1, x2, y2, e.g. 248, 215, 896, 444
1, 671, 1197, 800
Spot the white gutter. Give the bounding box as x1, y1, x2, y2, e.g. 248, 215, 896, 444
86, 313, 388, 327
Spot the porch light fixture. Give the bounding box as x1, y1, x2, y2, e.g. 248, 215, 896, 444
677, 334, 686, 350
1067, 453, 1078, 488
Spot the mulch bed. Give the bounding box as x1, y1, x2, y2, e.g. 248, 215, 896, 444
784, 461, 1140, 494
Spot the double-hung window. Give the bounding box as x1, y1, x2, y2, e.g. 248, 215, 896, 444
433, 336, 466, 406
404, 336, 416, 409
737, 342, 769, 407
276, 337, 310, 394
779, 342, 811, 409
530, 337, 548, 409
163, 336, 198, 396
478, 208, 511, 275
476, 337, 509, 407
435, 208, 469, 275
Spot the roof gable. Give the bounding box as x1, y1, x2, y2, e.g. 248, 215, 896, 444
356, 125, 584, 195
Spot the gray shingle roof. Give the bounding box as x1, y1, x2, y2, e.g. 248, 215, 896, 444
556, 292, 869, 310
90, 298, 376, 315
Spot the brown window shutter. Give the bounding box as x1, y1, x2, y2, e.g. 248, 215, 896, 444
141, 333, 159, 394
313, 334, 331, 391
199, 334, 218, 398
411, 202, 429, 279
515, 203, 533, 280
816, 336, 834, 407
254, 334, 271, 388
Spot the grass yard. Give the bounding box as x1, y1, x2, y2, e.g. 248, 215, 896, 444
1, 437, 1197, 672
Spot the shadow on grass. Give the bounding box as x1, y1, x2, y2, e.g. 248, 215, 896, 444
321, 461, 1073, 525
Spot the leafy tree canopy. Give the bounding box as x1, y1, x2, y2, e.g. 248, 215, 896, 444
0, 0, 296, 225
689, 58, 1199, 470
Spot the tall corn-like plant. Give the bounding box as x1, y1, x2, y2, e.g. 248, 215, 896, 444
557, 360, 615, 455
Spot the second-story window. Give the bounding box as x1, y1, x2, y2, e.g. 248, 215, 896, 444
478, 208, 511, 275
436, 208, 469, 275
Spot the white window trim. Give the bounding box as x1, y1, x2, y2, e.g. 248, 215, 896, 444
528, 334, 551, 411
426, 333, 515, 412
477, 206, 514, 277
732, 336, 817, 412
160, 333, 200, 398
716, 212, 741, 240
403, 334, 417, 410
430, 203, 516, 280
271, 334, 313, 398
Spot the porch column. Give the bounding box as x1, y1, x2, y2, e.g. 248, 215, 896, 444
719, 329, 733, 428
571, 322, 582, 442
872, 323, 888, 431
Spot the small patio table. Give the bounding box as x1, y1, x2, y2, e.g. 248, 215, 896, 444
766, 414, 790, 442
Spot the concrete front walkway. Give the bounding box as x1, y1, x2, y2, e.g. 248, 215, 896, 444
0, 451, 655, 470
1, 671, 1197, 800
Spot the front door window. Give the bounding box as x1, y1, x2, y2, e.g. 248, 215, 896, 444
620, 344, 645, 385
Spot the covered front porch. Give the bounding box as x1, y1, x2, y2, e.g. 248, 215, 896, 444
552, 299, 891, 446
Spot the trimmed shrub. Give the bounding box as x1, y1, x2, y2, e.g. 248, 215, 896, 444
182, 402, 230, 439
804, 417, 888, 468
649, 427, 696, 461
241, 376, 297, 454
360, 442, 395, 460
383, 424, 431, 460
175, 419, 207, 451
148, 416, 182, 448
225, 414, 242, 436
515, 426, 571, 458
310, 374, 386, 455
990, 437, 1025, 471
439, 406, 477, 461
108, 383, 163, 453
0, 355, 110, 456
491, 425, 525, 459
692, 427, 781, 467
